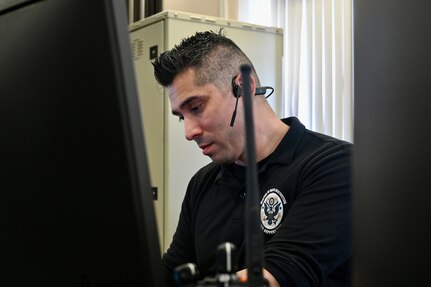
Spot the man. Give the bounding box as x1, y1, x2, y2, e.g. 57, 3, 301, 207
152, 30, 351, 287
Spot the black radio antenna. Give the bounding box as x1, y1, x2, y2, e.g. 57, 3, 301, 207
240, 64, 265, 287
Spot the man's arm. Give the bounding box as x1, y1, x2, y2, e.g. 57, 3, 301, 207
262, 143, 352, 286
162, 182, 197, 285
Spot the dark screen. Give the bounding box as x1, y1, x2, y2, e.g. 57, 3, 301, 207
353, 0, 431, 286
0, 1, 166, 286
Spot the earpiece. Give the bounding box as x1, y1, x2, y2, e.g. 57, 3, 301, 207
231, 76, 273, 98
231, 77, 242, 98
229, 75, 275, 127
230, 77, 241, 126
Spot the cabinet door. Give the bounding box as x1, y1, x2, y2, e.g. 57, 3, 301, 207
130, 21, 165, 252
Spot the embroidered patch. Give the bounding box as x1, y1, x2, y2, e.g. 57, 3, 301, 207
260, 188, 287, 234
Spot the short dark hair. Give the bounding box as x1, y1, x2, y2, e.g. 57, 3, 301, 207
152, 29, 260, 92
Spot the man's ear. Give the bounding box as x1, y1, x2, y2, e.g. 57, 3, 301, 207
232, 74, 242, 98
232, 73, 257, 97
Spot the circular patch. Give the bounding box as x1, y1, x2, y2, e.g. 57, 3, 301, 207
260, 188, 287, 234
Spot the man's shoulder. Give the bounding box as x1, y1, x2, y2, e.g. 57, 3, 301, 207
292, 130, 352, 180
184, 162, 221, 205
189, 162, 220, 186
273, 117, 351, 166
303, 129, 352, 156
195, 161, 220, 175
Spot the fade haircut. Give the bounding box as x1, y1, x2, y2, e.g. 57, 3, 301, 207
152, 29, 260, 93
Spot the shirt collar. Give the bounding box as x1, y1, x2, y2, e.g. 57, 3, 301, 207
265, 116, 305, 166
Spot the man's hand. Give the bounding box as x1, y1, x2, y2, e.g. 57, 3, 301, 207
236, 268, 281, 287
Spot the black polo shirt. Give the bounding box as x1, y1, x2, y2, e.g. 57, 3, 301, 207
163, 117, 352, 287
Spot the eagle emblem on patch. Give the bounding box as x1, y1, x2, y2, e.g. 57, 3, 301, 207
260, 188, 287, 234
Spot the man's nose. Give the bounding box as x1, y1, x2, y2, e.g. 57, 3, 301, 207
184, 118, 203, 141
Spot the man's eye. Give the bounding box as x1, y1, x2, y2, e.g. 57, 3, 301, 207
191, 104, 202, 113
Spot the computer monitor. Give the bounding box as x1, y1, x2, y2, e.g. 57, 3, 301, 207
353, 0, 431, 286
0, 1, 166, 286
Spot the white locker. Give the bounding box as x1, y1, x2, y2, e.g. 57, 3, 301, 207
129, 10, 283, 251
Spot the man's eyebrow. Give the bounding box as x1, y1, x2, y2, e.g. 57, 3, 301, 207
171, 96, 203, 116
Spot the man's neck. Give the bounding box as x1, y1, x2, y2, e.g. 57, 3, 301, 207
235, 116, 289, 166
255, 118, 289, 162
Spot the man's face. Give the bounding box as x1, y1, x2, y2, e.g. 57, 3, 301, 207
168, 68, 245, 165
